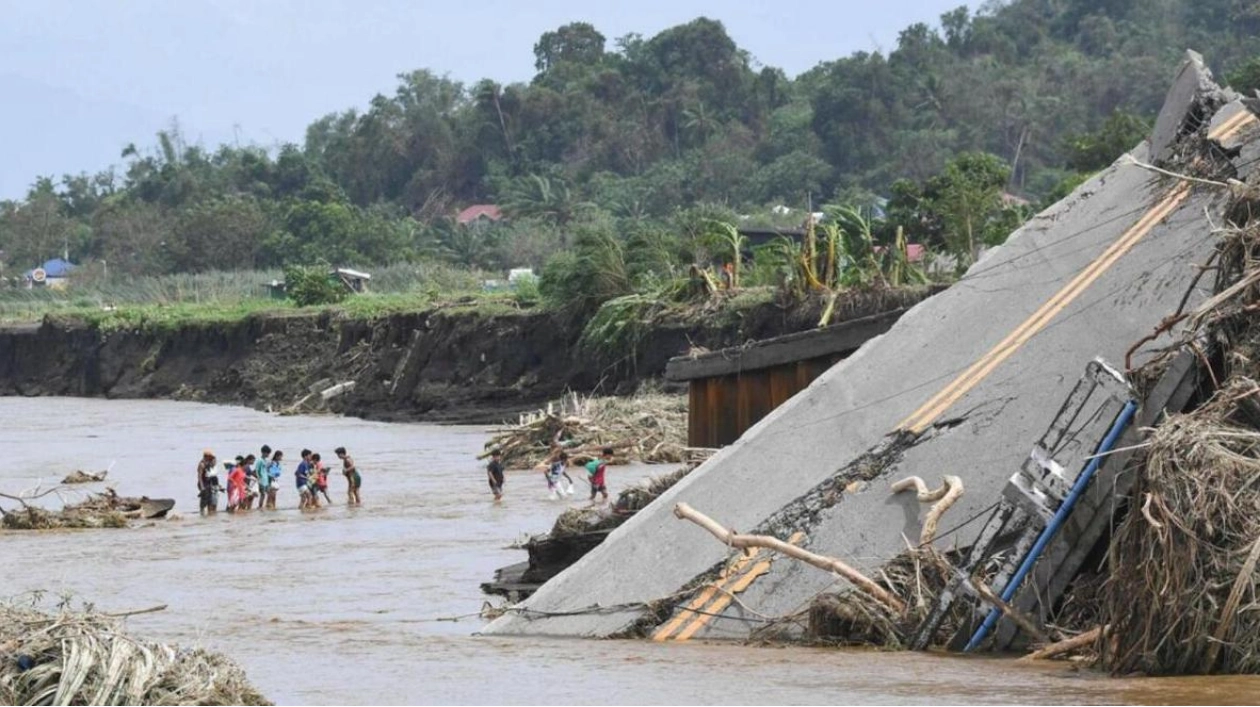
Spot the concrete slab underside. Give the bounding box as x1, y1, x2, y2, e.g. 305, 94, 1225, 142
484, 146, 1222, 638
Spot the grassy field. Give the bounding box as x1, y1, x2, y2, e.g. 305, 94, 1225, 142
0, 262, 527, 332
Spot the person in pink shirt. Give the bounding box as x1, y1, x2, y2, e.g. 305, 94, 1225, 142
226, 456, 248, 512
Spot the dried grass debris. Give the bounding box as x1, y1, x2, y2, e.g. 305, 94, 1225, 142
484, 391, 706, 469
0, 600, 269, 705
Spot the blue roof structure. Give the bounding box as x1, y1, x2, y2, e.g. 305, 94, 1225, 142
26, 258, 77, 278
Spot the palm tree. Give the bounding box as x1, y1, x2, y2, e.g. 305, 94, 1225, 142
474, 79, 515, 159
681, 102, 718, 145
502, 175, 594, 232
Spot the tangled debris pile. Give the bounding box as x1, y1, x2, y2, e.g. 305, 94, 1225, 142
61, 469, 108, 485
483, 391, 705, 469
1103, 390, 1260, 674
1100, 215, 1260, 674
0, 600, 269, 705
1, 489, 174, 530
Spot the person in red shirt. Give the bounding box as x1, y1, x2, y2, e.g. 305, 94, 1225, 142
226, 457, 247, 512
311, 452, 333, 506
585, 447, 613, 505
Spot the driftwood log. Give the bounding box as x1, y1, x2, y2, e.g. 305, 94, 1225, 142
672, 502, 906, 613
890, 474, 964, 546
1019, 625, 1107, 661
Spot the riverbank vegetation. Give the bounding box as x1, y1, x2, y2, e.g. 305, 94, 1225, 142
3, 1, 1258, 334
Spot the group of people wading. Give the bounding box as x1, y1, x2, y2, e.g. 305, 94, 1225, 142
485, 446, 612, 505
196, 445, 362, 515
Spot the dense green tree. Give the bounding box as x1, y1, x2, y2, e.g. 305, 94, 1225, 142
1227, 56, 1260, 95
534, 22, 606, 73
6, 0, 1260, 282
0, 183, 75, 268
925, 152, 1011, 264
501, 174, 593, 229
90, 201, 174, 276
169, 195, 269, 271
1065, 109, 1150, 172
749, 150, 833, 206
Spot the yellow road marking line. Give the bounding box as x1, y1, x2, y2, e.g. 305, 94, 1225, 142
899, 183, 1190, 433
652, 548, 762, 641
1208, 110, 1257, 141
897, 183, 1185, 432
670, 531, 806, 642
897, 181, 1192, 434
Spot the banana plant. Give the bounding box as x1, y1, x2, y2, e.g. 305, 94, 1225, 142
707, 220, 747, 289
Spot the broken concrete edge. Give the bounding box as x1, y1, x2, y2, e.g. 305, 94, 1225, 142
664, 308, 906, 381
1151, 48, 1238, 164
635, 436, 914, 632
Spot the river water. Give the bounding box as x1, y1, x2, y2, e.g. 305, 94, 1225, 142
1, 397, 1257, 705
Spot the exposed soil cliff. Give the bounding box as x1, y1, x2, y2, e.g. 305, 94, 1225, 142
0, 291, 926, 423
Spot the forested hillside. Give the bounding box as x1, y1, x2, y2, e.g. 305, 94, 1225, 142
3, 0, 1260, 280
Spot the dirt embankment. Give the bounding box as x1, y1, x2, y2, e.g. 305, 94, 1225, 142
0, 292, 924, 423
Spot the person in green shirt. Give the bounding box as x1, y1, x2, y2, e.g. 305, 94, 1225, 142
253, 445, 271, 511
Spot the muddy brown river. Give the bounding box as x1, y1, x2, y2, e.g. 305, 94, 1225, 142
2, 397, 1258, 705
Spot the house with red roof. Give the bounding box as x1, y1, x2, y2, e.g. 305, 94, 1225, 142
455, 204, 503, 225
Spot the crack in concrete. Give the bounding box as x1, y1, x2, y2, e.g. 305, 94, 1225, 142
638, 433, 919, 639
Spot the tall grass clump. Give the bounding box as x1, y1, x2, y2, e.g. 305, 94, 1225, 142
538, 223, 632, 316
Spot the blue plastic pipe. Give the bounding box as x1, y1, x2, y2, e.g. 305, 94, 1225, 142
963, 399, 1138, 652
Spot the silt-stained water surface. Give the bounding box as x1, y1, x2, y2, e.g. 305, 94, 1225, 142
1, 397, 1257, 705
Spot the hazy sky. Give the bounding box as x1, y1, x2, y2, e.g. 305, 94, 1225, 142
1, 0, 968, 199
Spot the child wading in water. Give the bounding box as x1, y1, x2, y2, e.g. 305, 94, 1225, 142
266, 450, 283, 509
486, 449, 505, 502
585, 447, 613, 505
312, 453, 333, 505
196, 450, 220, 515
253, 445, 272, 510
544, 451, 574, 500
336, 447, 361, 505
240, 454, 258, 510
295, 449, 313, 509
226, 456, 247, 512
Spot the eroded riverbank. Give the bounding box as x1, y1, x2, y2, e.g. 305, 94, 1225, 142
0, 289, 931, 424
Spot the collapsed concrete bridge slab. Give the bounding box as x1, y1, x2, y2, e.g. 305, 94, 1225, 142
484, 56, 1255, 641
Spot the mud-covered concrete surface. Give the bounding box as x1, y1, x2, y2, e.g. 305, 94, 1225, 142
0, 292, 921, 423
